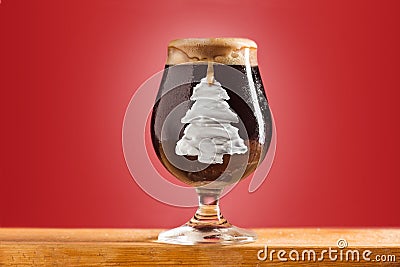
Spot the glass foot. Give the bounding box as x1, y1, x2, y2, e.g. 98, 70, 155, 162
158, 224, 257, 245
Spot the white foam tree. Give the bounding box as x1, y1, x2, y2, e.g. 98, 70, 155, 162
175, 77, 248, 164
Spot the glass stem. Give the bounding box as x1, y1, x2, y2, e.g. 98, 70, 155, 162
187, 188, 230, 228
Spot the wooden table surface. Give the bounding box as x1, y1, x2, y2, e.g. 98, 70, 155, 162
1, 228, 399, 266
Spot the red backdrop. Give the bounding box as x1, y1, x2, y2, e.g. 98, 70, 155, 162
1, 0, 399, 228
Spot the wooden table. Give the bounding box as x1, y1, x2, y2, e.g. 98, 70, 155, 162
1, 228, 399, 266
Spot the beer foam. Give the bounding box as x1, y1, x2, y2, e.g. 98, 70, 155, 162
167, 38, 258, 66
175, 77, 248, 164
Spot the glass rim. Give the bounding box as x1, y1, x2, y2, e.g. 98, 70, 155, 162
168, 38, 257, 49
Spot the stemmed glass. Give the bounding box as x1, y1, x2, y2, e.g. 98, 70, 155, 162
151, 38, 273, 245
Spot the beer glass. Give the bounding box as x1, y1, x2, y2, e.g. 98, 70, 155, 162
151, 38, 273, 244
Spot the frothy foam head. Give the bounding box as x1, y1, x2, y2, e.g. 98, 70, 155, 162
166, 38, 258, 66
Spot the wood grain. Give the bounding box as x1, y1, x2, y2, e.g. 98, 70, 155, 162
1, 228, 399, 266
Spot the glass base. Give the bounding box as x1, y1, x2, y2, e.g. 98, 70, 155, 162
158, 224, 257, 245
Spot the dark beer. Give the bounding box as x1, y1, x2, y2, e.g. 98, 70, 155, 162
151, 63, 272, 187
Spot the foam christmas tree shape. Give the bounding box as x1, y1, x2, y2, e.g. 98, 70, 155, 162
175, 77, 248, 164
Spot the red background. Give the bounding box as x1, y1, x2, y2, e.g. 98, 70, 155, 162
1, 0, 399, 228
